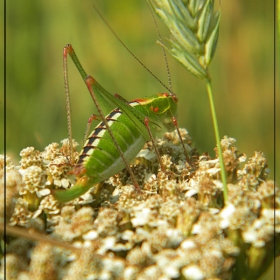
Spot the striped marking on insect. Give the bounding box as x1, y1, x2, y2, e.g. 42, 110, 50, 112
53, 7, 189, 203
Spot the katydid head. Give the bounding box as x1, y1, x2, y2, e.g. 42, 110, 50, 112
151, 92, 189, 162
149, 93, 178, 132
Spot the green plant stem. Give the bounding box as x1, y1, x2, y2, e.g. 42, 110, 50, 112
206, 79, 228, 202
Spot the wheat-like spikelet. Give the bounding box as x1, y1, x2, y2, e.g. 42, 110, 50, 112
150, 0, 220, 79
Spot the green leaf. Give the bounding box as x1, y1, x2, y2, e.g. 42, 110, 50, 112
197, 0, 214, 42
205, 11, 220, 65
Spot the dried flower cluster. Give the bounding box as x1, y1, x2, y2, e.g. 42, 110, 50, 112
1, 129, 278, 279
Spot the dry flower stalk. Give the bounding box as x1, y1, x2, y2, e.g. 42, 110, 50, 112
1, 129, 278, 279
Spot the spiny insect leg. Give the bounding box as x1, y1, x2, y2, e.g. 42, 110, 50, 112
144, 117, 166, 172
172, 116, 190, 163
63, 45, 74, 164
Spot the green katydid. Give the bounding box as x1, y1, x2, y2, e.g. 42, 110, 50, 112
53, 9, 189, 203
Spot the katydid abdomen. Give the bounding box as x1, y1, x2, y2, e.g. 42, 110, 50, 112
77, 105, 146, 183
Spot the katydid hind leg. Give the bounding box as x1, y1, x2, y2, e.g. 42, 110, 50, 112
57, 44, 160, 202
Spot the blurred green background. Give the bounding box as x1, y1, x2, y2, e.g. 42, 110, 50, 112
4, 0, 278, 278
